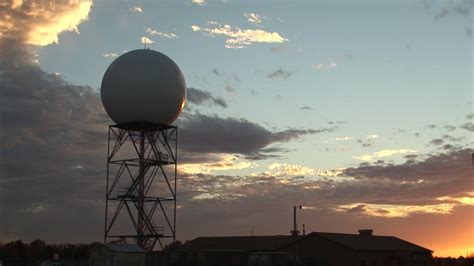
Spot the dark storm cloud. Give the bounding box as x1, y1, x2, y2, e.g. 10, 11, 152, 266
267, 68, 293, 79
179, 113, 337, 156
186, 87, 228, 108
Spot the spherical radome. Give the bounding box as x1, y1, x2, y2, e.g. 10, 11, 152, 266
101, 49, 186, 125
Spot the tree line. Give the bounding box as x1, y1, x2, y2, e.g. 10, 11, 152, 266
0, 239, 100, 265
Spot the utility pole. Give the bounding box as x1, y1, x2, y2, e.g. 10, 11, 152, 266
290, 205, 302, 236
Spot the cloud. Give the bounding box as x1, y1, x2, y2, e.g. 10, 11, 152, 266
434, 0, 472, 21
437, 194, 474, 206
179, 154, 256, 175
312, 62, 337, 70
181, 148, 473, 204
176, 147, 473, 238
0, 4, 108, 242
334, 202, 455, 218
244, 13, 263, 24
211, 68, 221, 76
357, 139, 372, 148
0, 0, 93, 46
129, 6, 143, 13
353, 149, 417, 161
191, 22, 288, 49
344, 148, 472, 185
334, 194, 474, 218
254, 163, 344, 180
145, 27, 178, 39
102, 52, 117, 58
187, 87, 228, 108
444, 125, 456, 131
466, 27, 472, 36
328, 121, 346, 125
430, 138, 444, 146
312, 63, 324, 70
262, 163, 317, 177
270, 45, 285, 52
140, 36, 154, 45
300, 106, 313, 111
460, 122, 474, 131
192, 0, 206, 5
178, 113, 337, 156
366, 134, 379, 140
335, 137, 352, 141
224, 85, 237, 93
267, 68, 292, 79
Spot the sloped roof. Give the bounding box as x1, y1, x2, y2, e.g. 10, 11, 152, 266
105, 244, 147, 253
179, 235, 300, 252
312, 232, 432, 253
179, 232, 432, 253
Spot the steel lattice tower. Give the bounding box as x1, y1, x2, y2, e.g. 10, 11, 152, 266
104, 122, 177, 251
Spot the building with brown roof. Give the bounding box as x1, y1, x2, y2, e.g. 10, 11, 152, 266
162, 229, 432, 266
280, 230, 432, 266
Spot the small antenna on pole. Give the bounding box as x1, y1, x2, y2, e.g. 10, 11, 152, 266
144, 37, 147, 49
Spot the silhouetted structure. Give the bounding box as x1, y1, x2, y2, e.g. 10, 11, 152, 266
291, 205, 302, 236
162, 230, 432, 266
101, 48, 186, 251
89, 243, 146, 266
104, 122, 177, 251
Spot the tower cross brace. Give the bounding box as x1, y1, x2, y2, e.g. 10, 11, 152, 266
104, 122, 177, 251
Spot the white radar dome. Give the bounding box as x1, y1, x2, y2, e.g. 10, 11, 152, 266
101, 49, 186, 125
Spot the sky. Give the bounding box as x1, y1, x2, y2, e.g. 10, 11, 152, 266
0, 0, 473, 258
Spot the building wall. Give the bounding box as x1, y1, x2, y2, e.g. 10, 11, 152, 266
89, 247, 146, 266
166, 250, 248, 266
113, 252, 146, 266
357, 250, 432, 266
281, 236, 358, 266
279, 236, 432, 266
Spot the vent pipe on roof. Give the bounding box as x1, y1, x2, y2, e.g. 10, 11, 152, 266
358, 229, 373, 236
